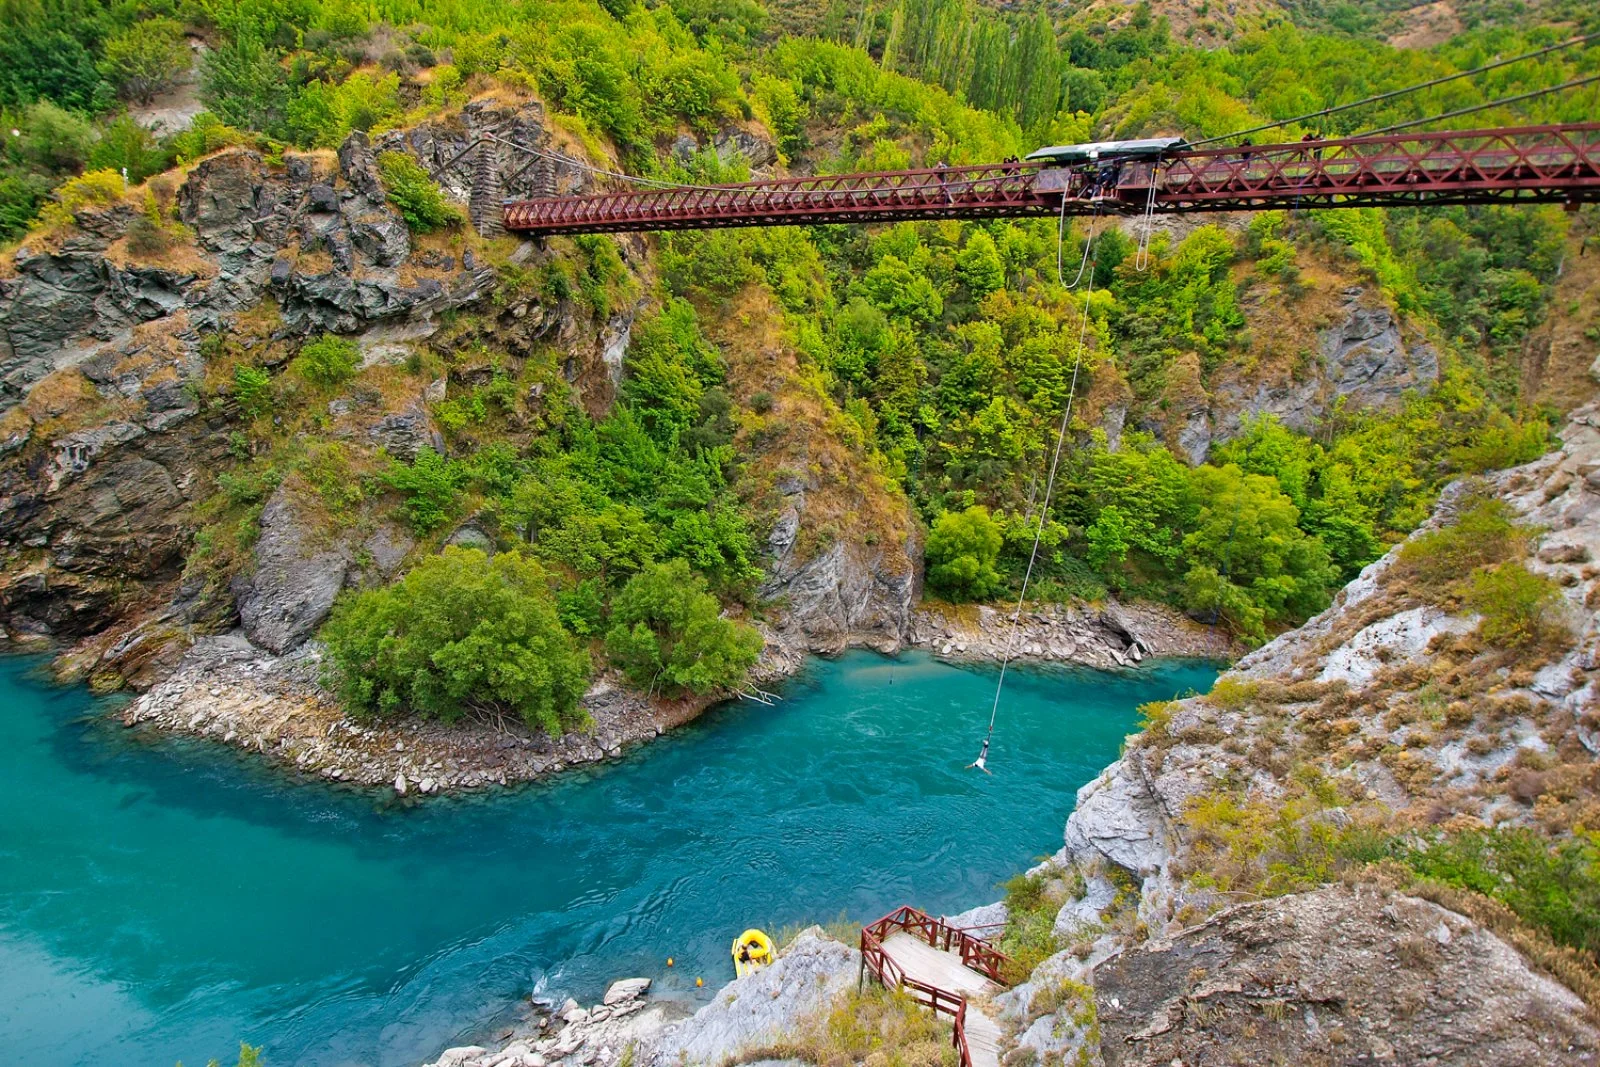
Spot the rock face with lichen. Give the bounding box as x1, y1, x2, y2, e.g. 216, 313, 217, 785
982, 399, 1600, 1066
1094, 884, 1600, 1067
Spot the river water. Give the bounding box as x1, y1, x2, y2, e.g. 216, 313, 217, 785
0, 650, 1215, 1067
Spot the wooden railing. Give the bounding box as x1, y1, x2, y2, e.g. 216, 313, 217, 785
858, 906, 1011, 1067
864, 905, 1010, 982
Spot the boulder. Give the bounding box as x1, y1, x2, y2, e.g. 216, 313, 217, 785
231, 487, 349, 654
604, 977, 651, 1006
349, 212, 411, 268
712, 128, 778, 169
649, 929, 858, 1066
368, 405, 435, 462
1094, 884, 1600, 1067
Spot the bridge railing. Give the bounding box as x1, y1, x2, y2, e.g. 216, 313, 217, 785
503, 162, 1050, 233
501, 123, 1600, 234
858, 905, 1011, 1067
1156, 122, 1600, 205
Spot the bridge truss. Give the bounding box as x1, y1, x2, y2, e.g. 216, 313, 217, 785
502, 123, 1600, 236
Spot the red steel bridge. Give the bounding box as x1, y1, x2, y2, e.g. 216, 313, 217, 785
502, 123, 1600, 236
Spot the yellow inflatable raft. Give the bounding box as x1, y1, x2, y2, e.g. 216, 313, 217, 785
731, 928, 774, 977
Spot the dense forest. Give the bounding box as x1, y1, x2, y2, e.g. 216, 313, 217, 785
2, 0, 1597, 721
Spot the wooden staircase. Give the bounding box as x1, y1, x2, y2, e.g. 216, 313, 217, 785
860, 907, 1010, 1067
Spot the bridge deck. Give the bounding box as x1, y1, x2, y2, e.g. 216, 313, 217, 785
502, 123, 1600, 235
880, 931, 1002, 1067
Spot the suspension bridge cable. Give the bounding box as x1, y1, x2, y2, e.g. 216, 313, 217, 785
484, 133, 712, 191
1358, 73, 1600, 136
1189, 29, 1600, 148
980, 219, 1100, 757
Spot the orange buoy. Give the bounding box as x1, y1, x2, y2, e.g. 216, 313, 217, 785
667, 957, 675, 966
695, 977, 704, 987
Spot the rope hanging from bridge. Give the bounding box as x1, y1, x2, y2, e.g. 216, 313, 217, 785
1058, 192, 1097, 290
972, 218, 1101, 773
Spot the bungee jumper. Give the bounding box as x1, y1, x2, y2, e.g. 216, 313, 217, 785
967, 737, 992, 775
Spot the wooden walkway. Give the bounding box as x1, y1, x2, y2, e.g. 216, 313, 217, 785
880, 934, 1002, 1067
860, 908, 1010, 1067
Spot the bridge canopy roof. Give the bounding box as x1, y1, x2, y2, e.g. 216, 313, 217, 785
1025, 136, 1188, 164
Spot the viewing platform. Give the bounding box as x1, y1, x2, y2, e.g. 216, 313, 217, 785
859, 907, 1010, 1067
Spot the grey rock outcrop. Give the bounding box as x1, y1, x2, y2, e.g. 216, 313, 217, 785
648, 928, 859, 1066
1204, 290, 1441, 455
374, 97, 596, 207
1062, 754, 1174, 878
231, 487, 349, 654
760, 539, 918, 653
1323, 296, 1438, 408
0, 248, 200, 406
1094, 884, 1600, 1067
368, 404, 437, 462
1, 128, 502, 415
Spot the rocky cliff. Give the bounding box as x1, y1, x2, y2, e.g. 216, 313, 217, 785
979, 394, 1600, 1065
0, 98, 924, 787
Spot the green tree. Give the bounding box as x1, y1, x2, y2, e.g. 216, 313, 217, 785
1180, 464, 1338, 643
0, 171, 48, 241
955, 230, 1006, 296
604, 559, 762, 696
232, 364, 274, 417
202, 33, 290, 133
377, 150, 463, 233
384, 448, 467, 534
926, 505, 1005, 601
88, 114, 170, 182
291, 334, 360, 387
321, 548, 592, 734
14, 100, 95, 174
0, 1, 109, 111
100, 18, 190, 104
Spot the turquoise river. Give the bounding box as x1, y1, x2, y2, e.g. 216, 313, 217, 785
0, 650, 1216, 1067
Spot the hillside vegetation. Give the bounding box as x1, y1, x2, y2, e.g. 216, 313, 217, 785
0, 0, 1595, 721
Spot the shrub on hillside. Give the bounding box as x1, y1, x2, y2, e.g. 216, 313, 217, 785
925, 505, 1004, 601
1398, 495, 1528, 590
377, 151, 463, 233
171, 112, 252, 164
37, 169, 124, 228
100, 17, 191, 104
232, 364, 274, 417
321, 548, 591, 734
291, 334, 360, 387
383, 448, 467, 534
1403, 828, 1600, 960
1464, 561, 1565, 651
604, 559, 762, 697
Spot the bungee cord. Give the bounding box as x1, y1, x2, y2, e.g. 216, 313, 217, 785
1058, 189, 1099, 290
972, 219, 1100, 774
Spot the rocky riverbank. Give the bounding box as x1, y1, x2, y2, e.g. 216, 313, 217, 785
108, 590, 1217, 795
419, 928, 862, 1067
421, 400, 1600, 1066
116, 631, 803, 793
909, 599, 1227, 669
